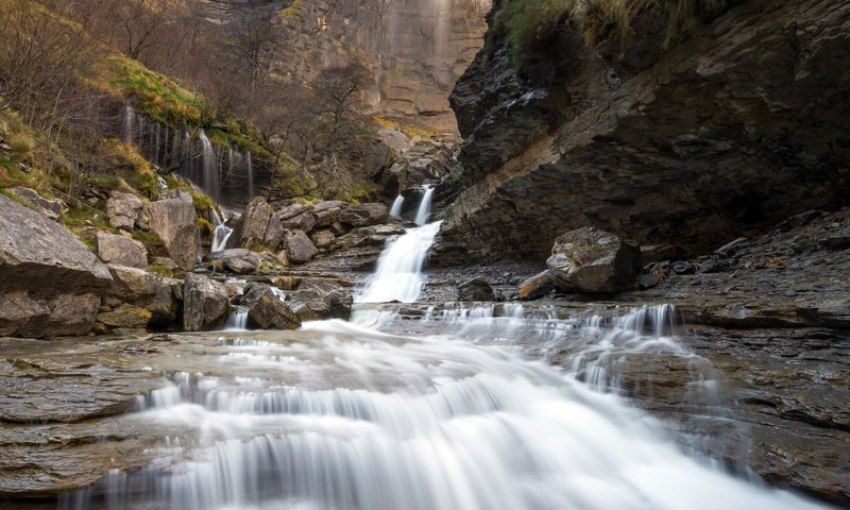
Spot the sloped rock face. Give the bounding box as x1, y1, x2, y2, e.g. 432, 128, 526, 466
0, 195, 112, 338
438, 0, 850, 263
142, 193, 197, 271
183, 273, 229, 331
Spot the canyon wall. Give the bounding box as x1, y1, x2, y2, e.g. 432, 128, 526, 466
436, 0, 850, 262
193, 0, 490, 133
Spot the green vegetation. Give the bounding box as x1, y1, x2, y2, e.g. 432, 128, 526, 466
133, 229, 169, 258
491, 0, 733, 72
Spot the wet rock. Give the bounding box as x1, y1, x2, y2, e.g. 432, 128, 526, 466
241, 283, 301, 330
96, 304, 151, 329
286, 279, 353, 320
457, 277, 495, 302
715, 237, 749, 257
211, 249, 261, 275
517, 271, 554, 300
142, 194, 197, 270
283, 230, 318, 264
183, 273, 228, 331
106, 191, 143, 230
10, 186, 63, 220
96, 232, 147, 269
0, 292, 101, 338
546, 227, 642, 294
638, 273, 660, 290
672, 261, 696, 275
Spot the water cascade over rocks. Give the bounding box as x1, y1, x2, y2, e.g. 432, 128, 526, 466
414, 185, 436, 226
211, 209, 234, 253
389, 195, 405, 217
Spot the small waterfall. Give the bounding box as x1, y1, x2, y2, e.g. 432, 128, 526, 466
224, 307, 249, 331
210, 209, 233, 253
246, 151, 254, 199
198, 130, 219, 202
389, 195, 405, 217
123, 105, 136, 144
414, 186, 435, 226
356, 221, 442, 303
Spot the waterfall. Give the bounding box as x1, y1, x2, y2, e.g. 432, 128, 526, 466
211, 209, 233, 253
224, 307, 249, 331
198, 130, 219, 201
355, 221, 442, 304
414, 185, 435, 226
389, 195, 405, 217
123, 104, 135, 144
246, 151, 254, 199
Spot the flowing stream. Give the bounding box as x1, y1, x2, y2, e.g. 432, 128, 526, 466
60, 194, 829, 509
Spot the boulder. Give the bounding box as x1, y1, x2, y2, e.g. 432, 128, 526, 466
278, 204, 318, 233
457, 277, 495, 301
546, 227, 642, 294
235, 197, 283, 250
183, 273, 229, 331
106, 265, 180, 326
0, 195, 111, 337
10, 186, 63, 220
142, 195, 197, 270
96, 304, 152, 329
517, 271, 554, 300
338, 203, 389, 227
106, 191, 143, 230
283, 230, 318, 264
286, 279, 353, 320
313, 201, 349, 227
241, 283, 301, 330
211, 248, 262, 275
96, 232, 148, 269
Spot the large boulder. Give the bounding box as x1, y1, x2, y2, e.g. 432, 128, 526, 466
142, 194, 197, 270
286, 279, 353, 321
96, 232, 148, 269
0, 195, 111, 337
106, 264, 181, 327
546, 227, 642, 294
282, 230, 318, 264
106, 191, 143, 230
235, 197, 283, 251
210, 248, 262, 275
313, 201, 349, 227
517, 271, 554, 300
457, 277, 495, 302
338, 203, 389, 227
277, 204, 317, 233
241, 283, 301, 330
183, 273, 228, 331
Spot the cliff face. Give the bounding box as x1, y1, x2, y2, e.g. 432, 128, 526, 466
195, 0, 490, 132
438, 0, 850, 262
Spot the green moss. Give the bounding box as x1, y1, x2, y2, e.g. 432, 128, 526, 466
132, 229, 169, 258
279, 0, 304, 19
61, 204, 115, 250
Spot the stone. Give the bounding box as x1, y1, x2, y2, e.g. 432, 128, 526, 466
313, 200, 348, 227
338, 203, 389, 227
283, 229, 318, 264
241, 283, 301, 330
546, 227, 642, 294
106, 265, 180, 327
106, 191, 143, 230
0, 291, 101, 338
311, 229, 336, 250
151, 256, 180, 272
517, 271, 554, 300
142, 196, 197, 270
235, 197, 285, 250
271, 275, 302, 291
211, 248, 261, 275
182, 273, 229, 331
820, 226, 850, 250
286, 279, 353, 320
278, 204, 318, 233
672, 261, 696, 275
96, 232, 148, 269
715, 238, 749, 257
457, 277, 495, 302
638, 273, 660, 290
10, 186, 63, 220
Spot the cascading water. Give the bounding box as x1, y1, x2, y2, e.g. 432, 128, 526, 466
123, 104, 136, 144
199, 130, 220, 202
355, 221, 442, 304
246, 151, 254, 199
389, 195, 405, 217
211, 209, 234, 253
224, 307, 249, 331
414, 185, 436, 226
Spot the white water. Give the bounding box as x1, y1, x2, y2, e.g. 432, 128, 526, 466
224, 307, 249, 331
414, 186, 435, 226
389, 195, 405, 217
62, 314, 825, 510
355, 221, 442, 304
199, 130, 219, 201
211, 209, 234, 253
123, 104, 136, 144
246, 151, 254, 199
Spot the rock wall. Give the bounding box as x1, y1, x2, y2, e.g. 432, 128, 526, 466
195, 0, 490, 133
437, 0, 850, 263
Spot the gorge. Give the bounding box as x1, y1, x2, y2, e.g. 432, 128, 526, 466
1, 0, 849, 509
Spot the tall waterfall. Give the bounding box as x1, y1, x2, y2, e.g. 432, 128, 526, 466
198, 130, 219, 202
414, 185, 435, 226
355, 221, 442, 304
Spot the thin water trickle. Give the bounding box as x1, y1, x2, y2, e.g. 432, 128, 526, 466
414, 186, 436, 226
389, 195, 405, 217
199, 130, 219, 201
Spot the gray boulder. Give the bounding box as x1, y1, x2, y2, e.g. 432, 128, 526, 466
286, 279, 353, 321
142, 194, 197, 270
183, 273, 228, 331
0, 291, 101, 338
458, 277, 495, 302
278, 204, 317, 233
106, 264, 180, 327
96, 232, 148, 269
283, 230, 318, 264
211, 248, 262, 275
241, 283, 301, 330
311, 229, 336, 250
338, 203, 389, 227
106, 191, 143, 230
313, 201, 349, 227
546, 227, 642, 294
235, 197, 283, 251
